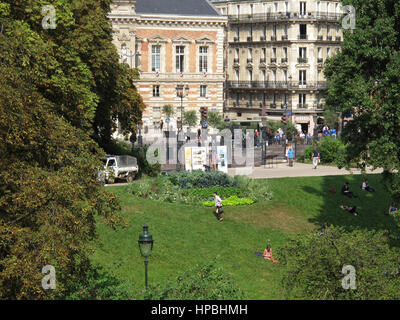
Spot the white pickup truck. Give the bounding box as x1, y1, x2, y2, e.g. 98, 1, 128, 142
99, 155, 139, 184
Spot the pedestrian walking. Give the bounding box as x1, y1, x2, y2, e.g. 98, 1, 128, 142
160, 119, 164, 131
213, 192, 223, 222
311, 146, 320, 169
287, 145, 295, 167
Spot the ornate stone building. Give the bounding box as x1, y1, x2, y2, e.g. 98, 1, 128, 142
109, 0, 227, 139
211, 0, 343, 134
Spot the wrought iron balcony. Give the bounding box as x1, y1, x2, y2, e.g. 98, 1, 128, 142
247, 36, 253, 42
260, 58, 266, 63
260, 36, 266, 41
270, 58, 277, 63
226, 81, 327, 90
326, 35, 333, 41
228, 12, 342, 24
297, 57, 308, 63
298, 34, 308, 40
247, 58, 253, 64
271, 36, 277, 41
281, 58, 288, 63
317, 35, 323, 40
317, 58, 324, 63
281, 35, 288, 40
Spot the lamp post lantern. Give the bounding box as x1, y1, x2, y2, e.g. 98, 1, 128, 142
176, 85, 189, 170
138, 224, 154, 290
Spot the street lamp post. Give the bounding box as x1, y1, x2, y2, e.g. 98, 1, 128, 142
176, 85, 189, 170
138, 224, 154, 290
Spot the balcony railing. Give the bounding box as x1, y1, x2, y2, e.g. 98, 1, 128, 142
271, 36, 277, 41
281, 58, 288, 63
233, 58, 240, 64
226, 81, 327, 90
336, 36, 342, 41
228, 12, 342, 24
281, 35, 288, 40
317, 58, 324, 63
260, 36, 266, 41
297, 104, 308, 109
247, 58, 253, 63
247, 36, 253, 42
270, 103, 277, 108
270, 58, 277, 63
297, 57, 308, 63
326, 35, 333, 41
260, 58, 266, 63
317, 35, 323, 40
233, 37, 239, 42
298, 34, 308, 40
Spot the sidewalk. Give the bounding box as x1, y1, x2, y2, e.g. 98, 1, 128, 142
228, 162, 383, 179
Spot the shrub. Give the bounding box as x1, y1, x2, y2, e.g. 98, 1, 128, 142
202, 196, 254, 207
132, 145, 161, 177
279, 226, 400, 300
318, 136, 345, 164
233, 175, 272, 202
139, 259, 246, 300
184, 187, 242, 201
168, 170, 239, 189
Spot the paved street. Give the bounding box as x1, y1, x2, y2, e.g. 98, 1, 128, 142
228, 162, 383, 179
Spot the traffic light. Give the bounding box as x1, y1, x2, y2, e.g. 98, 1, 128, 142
281, 113, 288, 125
200, 107, 208, 127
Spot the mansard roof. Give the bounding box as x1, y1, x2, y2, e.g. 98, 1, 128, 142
136, 0, 221, 16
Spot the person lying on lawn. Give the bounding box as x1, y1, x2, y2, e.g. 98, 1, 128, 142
340, 205, 358, 215
263, 245, 279, 263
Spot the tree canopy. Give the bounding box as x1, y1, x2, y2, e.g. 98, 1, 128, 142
324, 0, 400, 204
0, 0, 142, 298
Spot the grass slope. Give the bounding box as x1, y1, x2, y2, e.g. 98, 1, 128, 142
91, 173, 397, 299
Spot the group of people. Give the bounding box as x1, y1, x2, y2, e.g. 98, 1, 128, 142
322, 125, 337, 139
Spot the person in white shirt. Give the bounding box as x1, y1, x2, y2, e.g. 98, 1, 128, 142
213, 192, 223, 221
361, 179, 375, 192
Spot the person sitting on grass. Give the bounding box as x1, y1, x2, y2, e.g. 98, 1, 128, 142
361, 179, 375, 192
263, 245, 279, 263
341, 182, 357, 198
385, 203, 398, 216
340, 205, 358, 216
213, 192, 223, 222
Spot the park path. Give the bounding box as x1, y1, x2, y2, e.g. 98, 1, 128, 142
228, 162, 383, 179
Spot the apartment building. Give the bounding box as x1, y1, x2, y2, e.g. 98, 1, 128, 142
211, 0, 343, 134
109, 0, 227, 139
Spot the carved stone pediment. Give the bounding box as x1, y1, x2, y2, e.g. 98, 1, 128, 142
118, 32, 131, 41
195, 36, 215, 45
148, 34, 168, 43
172, 35, 192, 44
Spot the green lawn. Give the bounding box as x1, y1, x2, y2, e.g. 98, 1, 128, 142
91, 173, 397, 299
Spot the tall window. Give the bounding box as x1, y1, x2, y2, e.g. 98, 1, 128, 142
176, 46, 185, 73
248, 69, 253, 82
200, 85, 207, 97
300, 2, 307, 15
235, 69, 239, 81
299, 94, 306, 107
299, 47, 307, 58
151, 45, 161, 72
153, 85, 160, 97
273, 24, 277, 37
327, 47, 331, 57
299, 70, 307, 86
283, 47, 288, 58
199, 46, 208, 72
261, 69, 266, 82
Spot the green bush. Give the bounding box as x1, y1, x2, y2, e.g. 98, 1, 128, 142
202, 195, 254, 207
318, 136, 345, 164
139, 259, 246, 300
63, 266, 132, 300
132, 145, 161, 177
233, 175, 272, 202
168, 170, 239, 189
279, 226, 400, 300
184, 187, 242, 201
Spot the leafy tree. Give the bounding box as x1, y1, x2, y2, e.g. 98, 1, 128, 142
140, 259, 246, 300
207, 111, 224, 129
162, 105, 174, 119
323, 109, 340, 130
0, 0, 138, 299
183, 110, 197, 128
324, 0, 400, 206
279, 227, 400, 300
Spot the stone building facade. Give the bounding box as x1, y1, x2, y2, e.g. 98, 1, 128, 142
109, 0, 227, 139
211, 0, 343, 134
